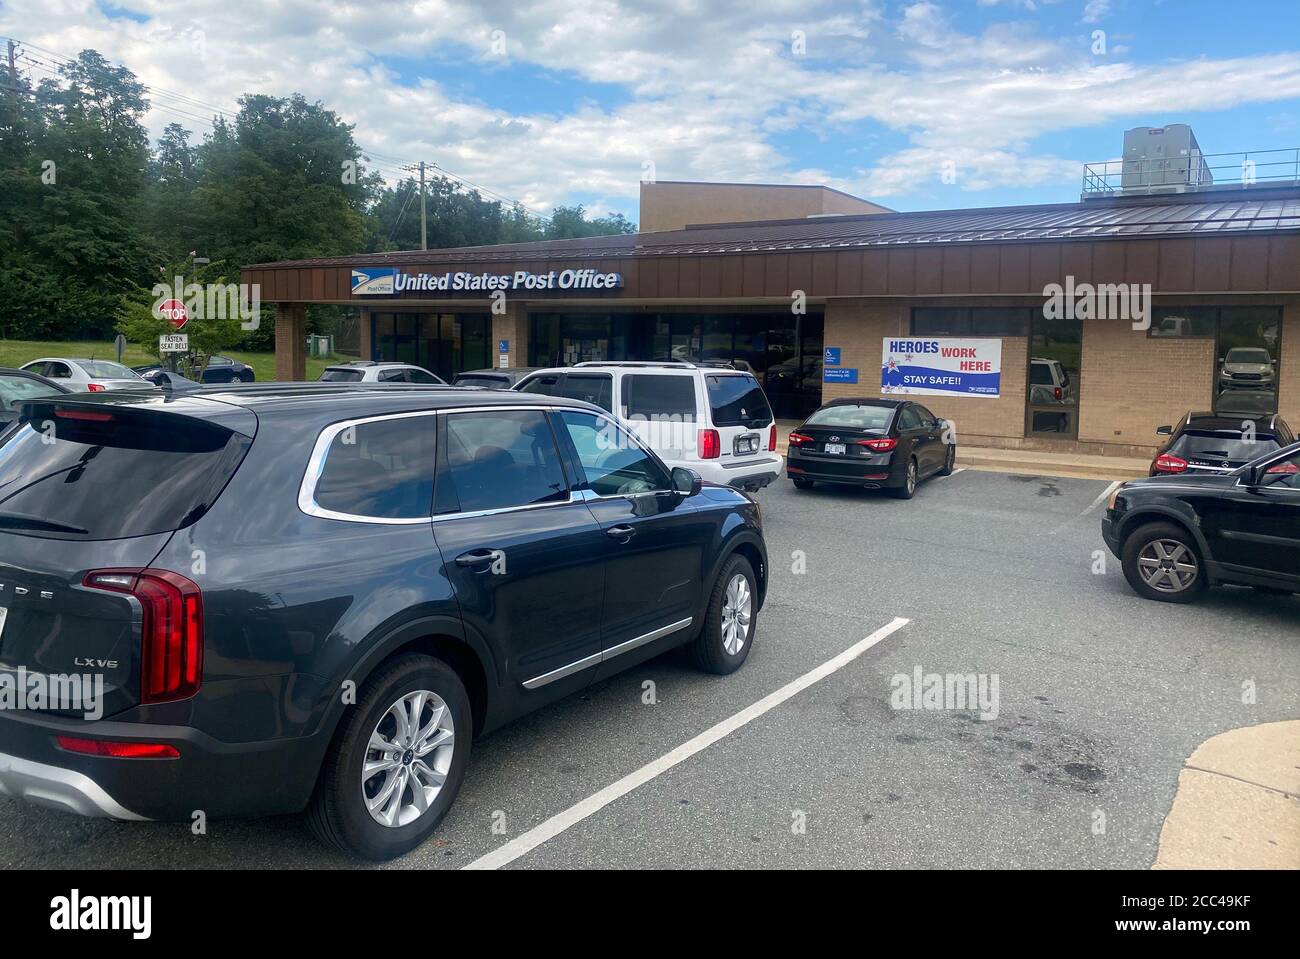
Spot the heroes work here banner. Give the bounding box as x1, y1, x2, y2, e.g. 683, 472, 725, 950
881, 337, 1002, 399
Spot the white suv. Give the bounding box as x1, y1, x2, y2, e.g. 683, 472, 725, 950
513, 362, 782, 491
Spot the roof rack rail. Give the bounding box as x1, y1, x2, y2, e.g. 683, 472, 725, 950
571, 360, 739, 370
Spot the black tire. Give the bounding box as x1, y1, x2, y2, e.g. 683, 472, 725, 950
238, 372, 255, 383
1120, 522, 1206, 604
791, 477, 815, 490
891, 458, 918, 499
690, 554, 757, 675
937, 443, 956, 477
308, 654, 471, 860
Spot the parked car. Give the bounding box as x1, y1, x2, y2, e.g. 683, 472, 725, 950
0, 367, 70, 432
0, 385, 766, 859
134, 355, 255, 384
514, 361, 782, 492
1103, 441, 1300, 603
319, 361, 445, 384
21, 358, 154, 392
135, 369, 203, 391
1217, 347, 1276, 391
1029, 357, 1074, 404
1151, 412, 1295, 476
451, 367, 539, 389
786, 397, 956, 499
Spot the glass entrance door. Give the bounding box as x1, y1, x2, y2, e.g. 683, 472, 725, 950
1214, 307, 1281, 417
1026, 314, 1081, 439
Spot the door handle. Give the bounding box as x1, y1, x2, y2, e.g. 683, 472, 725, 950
455, 548, 501, 569
605, 525, 636, 541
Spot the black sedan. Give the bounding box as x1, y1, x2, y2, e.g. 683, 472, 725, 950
1151, 411, 1294, 476
786, 397, 956, 499
1103, 440, 1300, 603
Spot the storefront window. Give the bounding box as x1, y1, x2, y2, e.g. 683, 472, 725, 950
912, 307, 1030, 336
373, 312, 491, 378
526, 311, 825, 417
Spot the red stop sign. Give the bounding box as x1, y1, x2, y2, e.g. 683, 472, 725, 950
158, 298, 188, 329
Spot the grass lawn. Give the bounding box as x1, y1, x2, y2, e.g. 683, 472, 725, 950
0, 340, 357, 382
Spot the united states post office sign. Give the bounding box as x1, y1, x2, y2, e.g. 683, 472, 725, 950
881, 337, 1002, 398
350, 267, 623, 296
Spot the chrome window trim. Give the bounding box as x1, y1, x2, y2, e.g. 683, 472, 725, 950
522, 618, 693, 690
298, 410, 441, 525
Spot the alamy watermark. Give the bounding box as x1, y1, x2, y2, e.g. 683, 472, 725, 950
1042, 275, 1150, 331
890, 666, 1000, 721
0, 667, 105, 720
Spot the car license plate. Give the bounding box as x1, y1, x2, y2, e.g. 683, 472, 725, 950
734, 434, 759, 455
825, 442, 846, 455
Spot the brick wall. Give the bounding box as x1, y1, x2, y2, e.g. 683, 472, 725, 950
491, 301, 529, 368
822, 299, 1028, 447
1278, 298, 1300, 428
1077, 315, 1214, 450
274, 303, 307, 381
358, 309, 372, 361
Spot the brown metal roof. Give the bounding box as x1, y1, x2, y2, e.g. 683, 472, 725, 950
247, 185, 1300, 270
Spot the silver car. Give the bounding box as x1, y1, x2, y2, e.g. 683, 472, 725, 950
1218, 347, 1276, 391
20, 357, 156, 392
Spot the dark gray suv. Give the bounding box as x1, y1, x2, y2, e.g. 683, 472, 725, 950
0, 385, 767, 859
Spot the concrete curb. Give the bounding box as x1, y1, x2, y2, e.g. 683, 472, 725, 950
1153, 721, 1300, 870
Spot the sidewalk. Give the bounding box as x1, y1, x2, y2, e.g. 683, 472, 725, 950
772, 420, 1151, 482
1153, 721, 1300, 869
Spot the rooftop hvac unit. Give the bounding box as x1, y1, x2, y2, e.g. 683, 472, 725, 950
1120, 124, 1214, 194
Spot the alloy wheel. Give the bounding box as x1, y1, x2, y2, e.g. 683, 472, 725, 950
1137, 539, 1199, 593
906, 461, 917, 495
362, 690, 455, 828
721, 573, 752, 655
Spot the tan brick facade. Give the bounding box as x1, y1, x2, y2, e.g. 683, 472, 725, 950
1278, 298, 1300, 427
274, 303, 306, 381
1077, 314, 1214, 449
822, 299, 1030, 448
490, 300, 529, 368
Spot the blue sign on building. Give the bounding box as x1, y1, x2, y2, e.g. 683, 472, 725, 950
823, 367, 858, 384
498, 340, 509, 353
823, 347, 841, 365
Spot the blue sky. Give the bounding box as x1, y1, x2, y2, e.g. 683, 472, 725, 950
5, 0, 1300, 223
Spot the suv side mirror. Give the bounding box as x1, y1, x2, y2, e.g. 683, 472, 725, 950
1156, 425, 1172, 435
671, 467, 702, 497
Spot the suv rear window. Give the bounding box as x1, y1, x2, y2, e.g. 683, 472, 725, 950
624, 374, 695, 419
706, 374, 771, 428
321, 368, 364, 382
1170, 432, 1280, 462
454, 375, 507, 389
313, 415, 437, 519
0, 405, 250, 540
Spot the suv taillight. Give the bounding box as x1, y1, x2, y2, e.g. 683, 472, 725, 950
768, 423, 777, 452
1053, 386, 1062, 401
699, 429, 720, 459
84, 569, 203, 703
1153, 453, 1188, 474
86, 383, 106, 392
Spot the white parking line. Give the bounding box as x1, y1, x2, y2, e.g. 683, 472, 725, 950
939, 467, 967, 478
462, 616, 912, 870
1082, 481, 1122, 517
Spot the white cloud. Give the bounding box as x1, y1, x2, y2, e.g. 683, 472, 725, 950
3, 0, 1297, 213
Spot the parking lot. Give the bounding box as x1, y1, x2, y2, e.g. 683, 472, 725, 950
2, 467, 1297, 869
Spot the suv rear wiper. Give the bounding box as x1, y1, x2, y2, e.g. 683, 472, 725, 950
0, 512, 89, 534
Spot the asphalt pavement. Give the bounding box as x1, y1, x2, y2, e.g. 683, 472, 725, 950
2, 467, 1297, 869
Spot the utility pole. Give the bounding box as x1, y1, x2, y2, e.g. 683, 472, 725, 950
419, 160, 427, 251
6, 40, 18, 90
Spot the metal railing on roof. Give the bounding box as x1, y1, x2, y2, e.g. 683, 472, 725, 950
1082, 148, 1300, 197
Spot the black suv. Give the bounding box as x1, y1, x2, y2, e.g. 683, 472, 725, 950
0, 385, 766, 859
1103, 440, 1300, 603
1150, 411, 1294, 477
